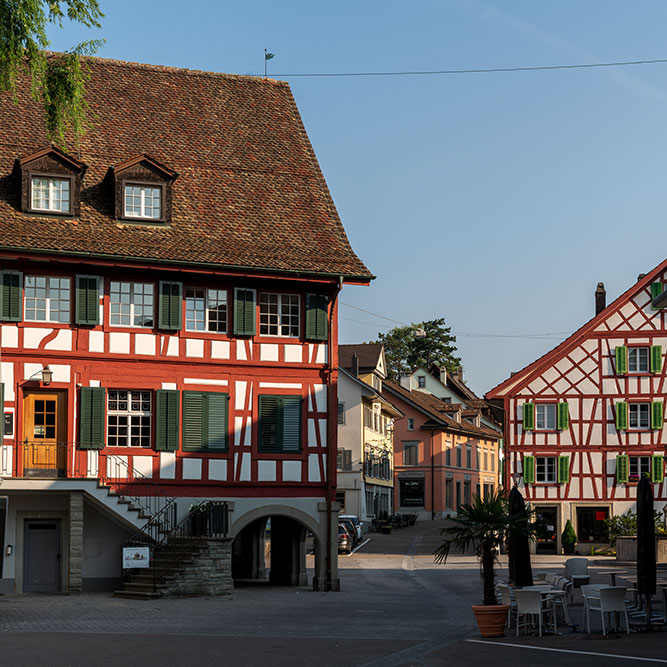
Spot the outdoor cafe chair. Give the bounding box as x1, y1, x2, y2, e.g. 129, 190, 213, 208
515, 589, 557, 637
545, 573, 557, 586
564, 558, 590, 588
496, 583, 517, 628
585, 587, 629, 635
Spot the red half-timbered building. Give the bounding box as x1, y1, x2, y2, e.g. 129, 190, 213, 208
0, 56, 371, 594
487, 266, 667, 554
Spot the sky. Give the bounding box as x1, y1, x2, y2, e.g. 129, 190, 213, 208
47, 1, 667, 395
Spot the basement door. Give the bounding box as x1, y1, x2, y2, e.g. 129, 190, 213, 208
22, 391, 67, 477
23, 520, 61, 592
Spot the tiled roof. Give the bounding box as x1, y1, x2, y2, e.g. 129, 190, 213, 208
383, 381, 500, 440
0, 56, 372, 280
338, 343, 384, 371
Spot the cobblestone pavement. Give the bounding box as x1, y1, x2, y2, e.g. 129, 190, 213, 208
1, 521, 665, 666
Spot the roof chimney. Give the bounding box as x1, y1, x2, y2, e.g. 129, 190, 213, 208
439, 367, 447, 385
595, 282, 606, 316
351, 353, 358, 377
399, 373, 412, 390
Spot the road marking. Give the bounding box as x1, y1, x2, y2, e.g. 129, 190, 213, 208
466, 639, 667, 663
351, 538, 371, 554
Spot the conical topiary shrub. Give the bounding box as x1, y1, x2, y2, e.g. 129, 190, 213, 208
562, 519, 576, 555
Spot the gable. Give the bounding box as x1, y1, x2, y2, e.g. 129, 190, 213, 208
487, 257, 667, 398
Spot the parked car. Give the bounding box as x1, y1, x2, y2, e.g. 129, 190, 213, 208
338, 523, 353, 554
339, 518, 359, 548
339, 514, 363, 542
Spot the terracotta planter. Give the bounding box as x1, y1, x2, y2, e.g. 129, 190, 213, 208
472, 604, 510, 638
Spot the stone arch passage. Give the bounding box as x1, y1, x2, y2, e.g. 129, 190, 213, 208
230, 506, 323, 587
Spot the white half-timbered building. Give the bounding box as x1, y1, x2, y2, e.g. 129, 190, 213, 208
487, 266, 667, 554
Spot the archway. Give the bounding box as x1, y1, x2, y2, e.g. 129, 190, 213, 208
231, 506, 322, 587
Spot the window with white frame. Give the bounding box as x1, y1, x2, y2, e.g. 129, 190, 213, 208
417, 375, 426, 388
31, 176, 71, 213
259, 293, 300, 337
24, 276, 71, 322
110, 281, 154, 327
629, 403, 650, 429
107, 390, 151, 447
124, 184, 161, 219
628, 347, 650, 373
629, 455, 651, 481
185, 288, 227, 332
535, 404, 557, 430
535, 456, 557, 483
407, 417, 415, 431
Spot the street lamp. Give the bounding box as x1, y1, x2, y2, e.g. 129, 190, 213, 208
41, 366, 53, 385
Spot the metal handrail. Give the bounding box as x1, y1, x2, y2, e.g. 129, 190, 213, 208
123, 501, 229, 592
20, 440, 177, 544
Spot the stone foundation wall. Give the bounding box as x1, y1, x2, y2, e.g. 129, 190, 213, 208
160, 538, 232, 597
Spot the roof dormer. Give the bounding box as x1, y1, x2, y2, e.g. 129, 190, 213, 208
18, 145, 87, 216
112, 154, 178, 225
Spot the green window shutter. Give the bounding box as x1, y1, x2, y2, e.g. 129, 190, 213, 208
522, 403, 534, 431
183, 391, 206, 451
651, 401, 664, 430
207, 393, 228, 451
305, 293, 328, 341
155, 390, 179, 451
616, 402, 628, 430
79, 387, 106, 450
616, 454, 629, 483
522, 455, 535, 484
557, 402, 569, 431
651, 346, 663, 374
75, 275, 100, 325
0, 271, 22, 322
158, 282, 182, 331
233, 288, 256, 336
651, 282, 664, 309
558, 455, 570, 483
258, 395, 281, 452
615, 346, 628, 375
651, 455, 665, 484
281, 396, 302, 452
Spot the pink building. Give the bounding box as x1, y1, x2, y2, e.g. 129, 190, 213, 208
383, 381, 500, 519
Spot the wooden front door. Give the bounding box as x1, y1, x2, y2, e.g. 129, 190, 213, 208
23, 391, 67, 476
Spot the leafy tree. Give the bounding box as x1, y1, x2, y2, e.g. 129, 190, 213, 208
375, 318, 461, 381
0, 0, 105, 144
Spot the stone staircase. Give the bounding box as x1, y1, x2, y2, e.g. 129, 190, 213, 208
113, 536, 232, 599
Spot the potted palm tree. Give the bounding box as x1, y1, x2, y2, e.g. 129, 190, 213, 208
434, 491, 532, 638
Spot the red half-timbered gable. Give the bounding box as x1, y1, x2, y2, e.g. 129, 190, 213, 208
487, 264, 667, 553
0, 56, 371, 594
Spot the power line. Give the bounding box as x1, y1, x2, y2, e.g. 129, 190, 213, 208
340, 302, 569, 340
271, 57, 667, 78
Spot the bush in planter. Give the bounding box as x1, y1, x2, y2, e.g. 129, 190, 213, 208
561, 520, 576, 554
434, 491, 533, 606
604, 508, 667, 546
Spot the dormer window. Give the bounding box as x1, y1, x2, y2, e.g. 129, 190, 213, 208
18, 145, 86, 216
31, 176, 71, 213
124, 184, 162, 219
112, 154, 178, 224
